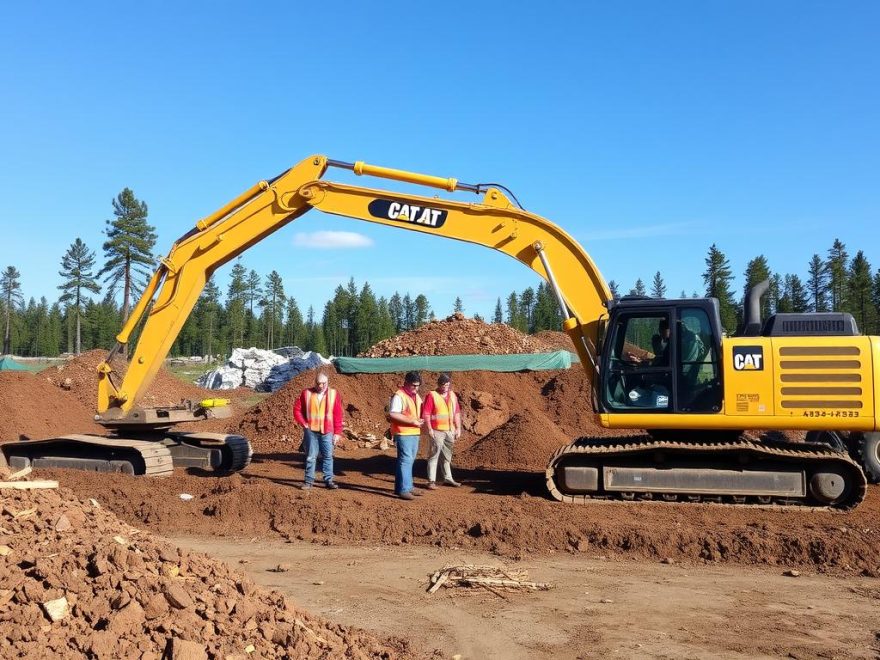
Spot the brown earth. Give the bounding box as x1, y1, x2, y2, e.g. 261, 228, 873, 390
0, 486, 418, 659
359, 313, 556, 357
37, 460, 880, 578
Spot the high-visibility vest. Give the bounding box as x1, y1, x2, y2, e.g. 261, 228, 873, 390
390, 389, 422, 436
428, 390, 458, 431
304, 388, 336, 433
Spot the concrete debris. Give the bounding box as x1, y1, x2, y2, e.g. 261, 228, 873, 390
197, 347, 332, 392
42, 595, 69, 622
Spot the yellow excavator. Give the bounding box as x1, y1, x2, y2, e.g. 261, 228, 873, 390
3, 155, 878, 508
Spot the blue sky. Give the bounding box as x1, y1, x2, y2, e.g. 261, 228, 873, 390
1, 1, 878, 320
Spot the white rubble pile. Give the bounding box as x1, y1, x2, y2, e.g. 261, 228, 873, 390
197, 346, 332, 392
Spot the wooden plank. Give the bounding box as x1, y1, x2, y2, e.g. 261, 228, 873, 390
0, 480, 58, 490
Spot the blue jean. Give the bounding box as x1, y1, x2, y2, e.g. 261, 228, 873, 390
394, 434, 420, 495
303, 429, 334, 484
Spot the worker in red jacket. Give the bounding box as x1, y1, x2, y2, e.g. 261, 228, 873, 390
293, 371, 344, 490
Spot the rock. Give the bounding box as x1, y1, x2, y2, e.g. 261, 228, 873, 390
164, 584, 195, 609
661, 557, 675, 565
54, 513, 71, 532
168, 638, 208, 660
268, 563, 291, 573
144, 593, 169, 620
600, 598, 614, 604
784, 569, 801, 577
41, 595, 69, 622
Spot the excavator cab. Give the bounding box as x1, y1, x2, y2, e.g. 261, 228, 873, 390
599, 297, 725, 415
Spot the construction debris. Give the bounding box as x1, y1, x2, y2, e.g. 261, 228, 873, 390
427, 565, 554, 595
197, 346, 331, 392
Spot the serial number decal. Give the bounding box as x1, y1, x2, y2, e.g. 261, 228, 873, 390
802, 410, 860, 418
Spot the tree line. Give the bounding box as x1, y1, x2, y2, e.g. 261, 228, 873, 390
606, 240, 880, 335
2, 187, 879, 357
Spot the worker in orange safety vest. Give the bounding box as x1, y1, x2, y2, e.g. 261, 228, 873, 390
293, 371, 344, 490
422, 372, 462, 489
387, 371, 425, 500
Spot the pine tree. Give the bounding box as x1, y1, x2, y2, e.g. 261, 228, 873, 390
355, 282, 381, 353
650, 271, 666, 298
785, 274, 810, 313
506, 291, 525, 330
607, 280, 620, 299
388, 292, 404, 332
305, 305, 326, 354
473, 313, 484, 322
493, 298, 503, 324
769, 273, 783, 313
519, 287, 535, 331
245, 269, 263, 347
702, 244, 737, 333
846, 251, 876, 333
284, 296, 304, 348
629, 278, 646, 296
453, 296, 464, 314
1, 266, 23, 354
98, 189, 157, 332
826, 239, 849, 311
402, 294, 415, 331
226, 260, 248, 347
533, 282, 562, 331
414, 294, 430, 326
198, 279, 222, 358
261, 271, 285, 349
873, 270, 880, 334
58, 238, 101, 354
376, 297, 396, 340
807, 254, 829, 312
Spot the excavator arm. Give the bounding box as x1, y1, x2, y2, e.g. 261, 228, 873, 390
97, 155, 611, 418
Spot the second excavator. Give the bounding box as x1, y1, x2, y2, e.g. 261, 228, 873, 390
3, 155, 878, 509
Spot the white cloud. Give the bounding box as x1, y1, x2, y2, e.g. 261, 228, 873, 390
292, 231, 374, 249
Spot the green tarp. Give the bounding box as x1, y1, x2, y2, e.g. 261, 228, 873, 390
333, 350, 574, 374
0, 356, 27, 371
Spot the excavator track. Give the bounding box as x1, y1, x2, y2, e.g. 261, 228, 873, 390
545, 434, 867, 510
1, 434, 174, 477
164, 432, 253, 473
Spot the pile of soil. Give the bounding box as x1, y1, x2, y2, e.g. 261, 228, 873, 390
359, 313, 553, 357
457, 411, 573, 471
42, 349, 210, 410
531, 331, 575, 352
0, 486, 416, 659
0, 372, 105, 441
231, 366, 617, 457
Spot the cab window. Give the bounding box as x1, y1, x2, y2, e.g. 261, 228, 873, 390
676, 308, 721, 412
605, 314, 673, 411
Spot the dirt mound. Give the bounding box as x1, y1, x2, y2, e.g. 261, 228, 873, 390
458, 411, 573, 471
360, 313, 551, 357
0, 372, 105, 441
42, 349, 212, 410
233, 367, 608, 456
532, 330, 575, 352
0, 486, 416, 659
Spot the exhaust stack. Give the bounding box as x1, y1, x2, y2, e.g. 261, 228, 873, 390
741, 279, 770, 336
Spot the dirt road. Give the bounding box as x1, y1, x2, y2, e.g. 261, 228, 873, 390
174, 536, 880, 659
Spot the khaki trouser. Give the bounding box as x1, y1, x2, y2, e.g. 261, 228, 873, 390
427, 430, 455, 483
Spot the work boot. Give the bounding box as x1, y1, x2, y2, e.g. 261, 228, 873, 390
443, 479, 461, 487
325, 481, 339, 490
398, 492, 415, 501
301, 483, 313, 491
411, 488, 424, 496
426, 481, 438, 490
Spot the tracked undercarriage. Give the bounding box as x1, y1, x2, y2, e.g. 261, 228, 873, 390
545, 433, 867, 510
1, 402, 253, 477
